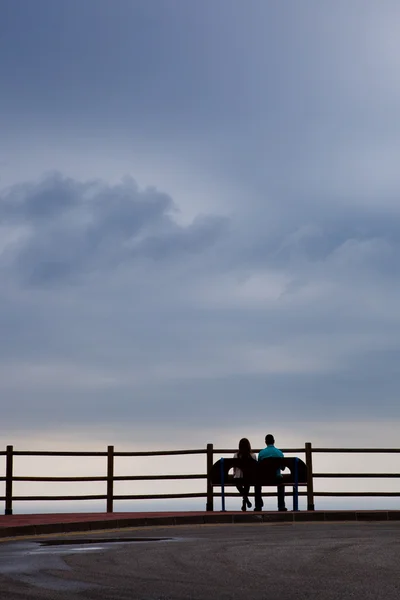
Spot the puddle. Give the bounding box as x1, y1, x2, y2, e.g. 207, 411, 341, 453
0, 542, 96, 591
0, 537, 177, 592
41, 537, 173, 546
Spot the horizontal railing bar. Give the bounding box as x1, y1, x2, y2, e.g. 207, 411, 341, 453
114, 493, 208, 500
214, 448, 305, 454
12, 490, 400, 501
114, 474, 206, 481
12, 476, 108, 482
12, 451, 107, 457
206, 491, 398, 498
11, 474, 207, 482
314, 473, 400, 478
114, 450, 206, 456
12, 495, 107, 501
12, 493, 197, 501
313, 492, 400, 497
12, 492, 308, 502
8, 449, 206, 457
10, 473, 400, 482
7, 448, 400, 457
5, 449, 305, 460
312, 448, 400, 453
114, 492, 309, 500
12, 494, 207, 502
215, 492, 307, 497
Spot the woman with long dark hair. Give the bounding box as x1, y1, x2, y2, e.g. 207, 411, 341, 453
233, 438, 257, 511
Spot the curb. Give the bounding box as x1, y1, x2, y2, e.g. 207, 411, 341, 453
1, 511, 399, 539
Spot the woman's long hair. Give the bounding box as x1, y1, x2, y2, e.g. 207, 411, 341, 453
238, 438, 252, 459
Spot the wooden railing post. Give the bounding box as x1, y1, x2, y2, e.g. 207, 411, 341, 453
305, 442, 315, 511
206, 443, 214, 511
107, 445, 114, 513
5, 445, 13, 515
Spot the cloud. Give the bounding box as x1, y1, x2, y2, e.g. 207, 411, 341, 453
1, 167, 400, 441
0, 174, 227, 285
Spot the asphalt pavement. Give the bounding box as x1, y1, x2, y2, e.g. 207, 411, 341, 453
0, 522, 399, 599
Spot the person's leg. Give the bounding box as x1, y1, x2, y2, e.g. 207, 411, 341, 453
277, 483, 286, 511
254, 485, 263, 511
243, 484, 251, 508
236, 484, 244, 496
236, 485, 247, 511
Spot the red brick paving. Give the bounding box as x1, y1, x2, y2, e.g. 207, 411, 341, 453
1, 510, 400, 538
0, 512, 187, 528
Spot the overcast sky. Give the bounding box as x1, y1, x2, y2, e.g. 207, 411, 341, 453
1, 0, 400, 475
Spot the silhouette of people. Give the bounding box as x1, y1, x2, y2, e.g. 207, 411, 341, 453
233, 438, 257, 511
254, 434, 287, 512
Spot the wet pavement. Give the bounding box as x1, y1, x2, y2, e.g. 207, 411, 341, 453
0, 535, 177, 595
0, 522, 400, 599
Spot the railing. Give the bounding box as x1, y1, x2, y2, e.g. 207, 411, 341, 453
1, 444, 400, 515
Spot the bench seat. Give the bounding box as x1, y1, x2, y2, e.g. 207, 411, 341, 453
210, 457, 307, 511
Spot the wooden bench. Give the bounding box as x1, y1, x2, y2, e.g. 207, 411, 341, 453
210, 457, 308, 511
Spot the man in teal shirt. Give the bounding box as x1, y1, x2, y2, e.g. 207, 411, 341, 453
255, 434, 287, 512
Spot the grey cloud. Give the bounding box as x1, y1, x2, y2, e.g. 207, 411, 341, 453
1, 183, 400, 437
1, 173, 82, 221
0, 174, 227, 285
138, 215, 228, 260
234, 204, 400, 282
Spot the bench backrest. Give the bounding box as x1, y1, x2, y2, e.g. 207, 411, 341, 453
210, 457, 307, 486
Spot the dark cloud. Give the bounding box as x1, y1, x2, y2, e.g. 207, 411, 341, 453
1, 173, 82, 221
0, 174, 227, 285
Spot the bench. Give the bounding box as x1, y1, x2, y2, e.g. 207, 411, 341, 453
210, 457, 308, 511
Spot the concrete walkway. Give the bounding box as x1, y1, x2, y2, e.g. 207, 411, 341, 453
1, 510, 400, 538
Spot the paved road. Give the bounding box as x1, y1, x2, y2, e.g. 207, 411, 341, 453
0, 522, 399, 599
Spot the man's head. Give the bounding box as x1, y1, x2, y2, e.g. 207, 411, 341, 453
265, 434, 275, 446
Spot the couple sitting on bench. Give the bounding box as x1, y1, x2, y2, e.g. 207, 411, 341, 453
233, 434, 287, 512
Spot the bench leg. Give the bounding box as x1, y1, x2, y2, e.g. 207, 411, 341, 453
220, 458, 226, 512
293, 457, 299, 511
293, 485, 299, 511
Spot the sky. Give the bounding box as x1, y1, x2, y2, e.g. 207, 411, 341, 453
1, 1, 400, 511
